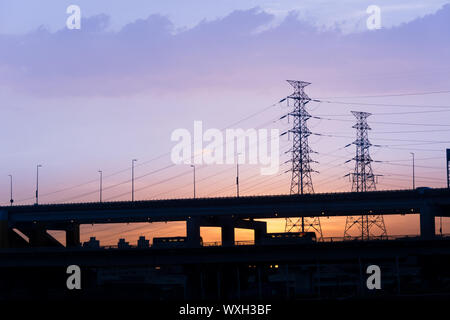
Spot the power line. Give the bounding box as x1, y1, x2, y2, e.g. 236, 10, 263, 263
313, 132, 450, 145
153, 138, 292, 199
381, 176, 445, 184
317, 99, 450, 109
10, 101, 284, 205
314, 174, 348, 189
6, 87, 450, 206
104, 169, 191, 201
317, 109, 450, 116
151, 166, 232, 199
375, 162, 444, 170
316, 89, 450, 100
380, 172, 445, 181
239, 172, 287, 195
147, 128, 287, 199
376, 156, 443, 162
109, 129, 286, 201
60, 163, 177, 203
320, 129, 450, 134
384, 146, 445, 152
314, 116, 450, 127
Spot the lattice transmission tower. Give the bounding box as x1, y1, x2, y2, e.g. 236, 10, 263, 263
283, 80, 323, 240
343, 111, 387, 240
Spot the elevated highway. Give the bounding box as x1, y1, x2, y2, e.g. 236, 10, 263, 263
1, 188, 449, 248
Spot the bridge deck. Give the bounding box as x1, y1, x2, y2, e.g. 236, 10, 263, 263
2, 188, 450, 226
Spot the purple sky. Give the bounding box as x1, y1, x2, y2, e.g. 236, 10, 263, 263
0, 2, 449, 242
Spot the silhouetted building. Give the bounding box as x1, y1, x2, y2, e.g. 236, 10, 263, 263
83, 237, 100, 248
137, 236, 150, 248
118, 238, 131, 249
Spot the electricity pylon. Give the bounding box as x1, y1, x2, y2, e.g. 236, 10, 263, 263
283, 80, 323, 240
343, 111, 387, 240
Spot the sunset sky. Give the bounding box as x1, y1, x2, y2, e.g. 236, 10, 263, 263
1, 0, 449, 244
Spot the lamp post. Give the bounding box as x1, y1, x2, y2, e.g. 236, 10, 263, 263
132, 159, 137, 201
190, 165, 196, 199
35, 164, 42, 205
98, 170, 103, 202
8, 175, 13, 206
410, 152, 415, 190
236, 154, 241, 198
447, 149, 450, 189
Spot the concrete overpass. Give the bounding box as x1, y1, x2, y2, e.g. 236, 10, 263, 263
1, 188, 450, 248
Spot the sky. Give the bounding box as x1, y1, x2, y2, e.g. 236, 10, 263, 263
0, 0, 450, 244
1, 0, 449, 34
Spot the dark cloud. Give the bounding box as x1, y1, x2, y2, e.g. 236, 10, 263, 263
0, 5, 449, 96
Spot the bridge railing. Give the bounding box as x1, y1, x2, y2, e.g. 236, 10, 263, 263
322, 234, 450, 242
322, 235, 400, 242
202, 240, 255, 247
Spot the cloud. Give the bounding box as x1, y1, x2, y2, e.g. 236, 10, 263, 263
0, 5, 449, 97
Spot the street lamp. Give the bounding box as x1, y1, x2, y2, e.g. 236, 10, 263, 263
410, 152, 415, 190
35, 164, 42, 205
190, 165, 196, 198
98, 170, 103, 202
236, 153, 241, 198
132, 159, 137, 201
8, 175, 13, 206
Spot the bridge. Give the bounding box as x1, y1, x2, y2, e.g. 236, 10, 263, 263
1, 188, 450, 248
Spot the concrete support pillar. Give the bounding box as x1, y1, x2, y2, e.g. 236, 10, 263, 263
0, 210, 9, 248
420, 205, 436, 239
236, 266, 241, 299
221, 223, 235, 246
29, 225, 47, 247
257, 265, 262, 300
66, 224, 80, 247
217, 267, 221, 300
187, 217, 201, 247
395, 256, 401, 294
285, 265, 290, 298
254, 223, 267, 245
200, 269, 205, 300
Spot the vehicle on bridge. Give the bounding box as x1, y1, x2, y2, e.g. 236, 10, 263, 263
261, 232, 317, 245
152, 236, 204, 248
